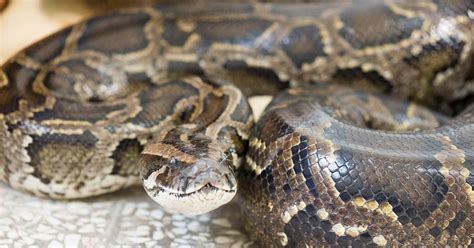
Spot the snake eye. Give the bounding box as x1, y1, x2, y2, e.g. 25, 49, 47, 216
180, 104, 196, 122
169, 157, 177, 165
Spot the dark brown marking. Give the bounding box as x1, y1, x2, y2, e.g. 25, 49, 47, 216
78, 12, 150, 54
0, 62, 45, 114
24, 27, 72, 63
143, 142, 198, 164
329, 147, 449, 226
433, 0, 474, 17
331, 67, 393, 93
43, 58, 121, 102
194, 18, 273, 51
33, 99, 126, 123
192, 91, 230, 128
283, 205, 364, 247
290, 136, 319, 198
27, 131, 98, 184
404, 37, 465, 84
129, 80, 199, 127
160, 128, 212, 159
230, 92, 252, 124
339, 4, 423, 49
254, 111, 294, 145
162, 20, 193, 47
222, 60, 289, 96
139, 153, 192, 188
281, 25, 326, 68
111, 139, 143, 176
167, 61, 205, 78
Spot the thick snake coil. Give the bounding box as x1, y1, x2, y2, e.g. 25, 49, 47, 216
0, 1, 473, 247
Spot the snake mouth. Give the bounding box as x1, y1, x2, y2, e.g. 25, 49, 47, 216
143, 176, 237, 215
169, 183, 236, 197
146, 182, 236, 198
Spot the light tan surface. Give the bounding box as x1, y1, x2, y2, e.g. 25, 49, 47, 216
0, 0, 95, 62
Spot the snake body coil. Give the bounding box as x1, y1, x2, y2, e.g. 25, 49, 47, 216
0, 1, 473, 246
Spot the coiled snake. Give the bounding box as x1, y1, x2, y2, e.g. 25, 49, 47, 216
1, 1, 473, 247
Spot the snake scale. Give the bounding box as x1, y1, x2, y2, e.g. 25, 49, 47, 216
1, 0, 474, 246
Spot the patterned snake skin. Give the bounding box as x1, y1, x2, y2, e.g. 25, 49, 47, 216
1, 1, 473, 246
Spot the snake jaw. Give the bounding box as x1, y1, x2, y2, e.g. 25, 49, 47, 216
143, 170, 237, 215
141, 154, 238, 215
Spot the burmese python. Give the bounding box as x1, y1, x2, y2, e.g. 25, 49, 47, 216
0, 1, 473, 247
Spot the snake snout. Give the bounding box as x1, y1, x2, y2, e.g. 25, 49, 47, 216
140, 153, 237, 215
195, 164, 237, 192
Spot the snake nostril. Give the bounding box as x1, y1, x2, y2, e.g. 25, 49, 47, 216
225, 174, 235, 189
87, 96, 104, 103
182, 176, 191, 192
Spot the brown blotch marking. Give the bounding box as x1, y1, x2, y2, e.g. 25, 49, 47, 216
32, 144, 96, 185
280, 25, 326, 68
255, 112, 295, 146
77, 12, 151, 54
26, 131, 98, 185
199, 90, 229, 125
125, 71, 151, 84
42, 58, 117, 101
221, 60, 289, 96
128, 80, 199, 127
317, 121, 460, 241
194, 18, 273, 50
14, 54, 42, 71
338, 3, 423, 49
432, 0, 474, 17
0, 86, 18, 115
24, 27, 72, 63
110, 139, 143, 176
142, 142, 197, 165
0, 62, 45, 114
162, 19, 193, 47
158, 127, 212, 159
230, 91, 252, 124
404, 37, 465, 87
330, 67, 393, 93
167, 60, 205, 79
203, 84, 252, 142
33, 98, 126, 123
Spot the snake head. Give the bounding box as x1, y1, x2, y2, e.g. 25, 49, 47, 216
139, 131, 237, 215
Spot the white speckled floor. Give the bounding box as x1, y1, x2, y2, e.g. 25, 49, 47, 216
0, 184, 255, 247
